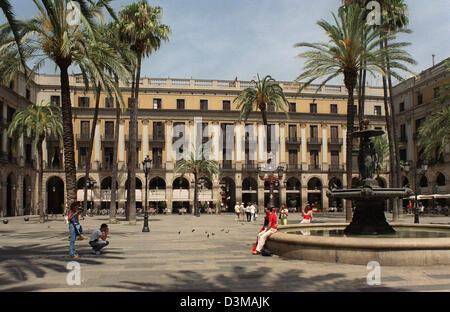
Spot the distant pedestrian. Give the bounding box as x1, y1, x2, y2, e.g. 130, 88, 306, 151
234, 202, 240, 222
245, 203, 252, 222
89, 224, 109, 255
253, 207, 278, 255
280, 204, 289, 226
408, 201, 413, 214
250, 203, 256, 222
68, 202, 82, 259
301, 205, 313, 224
240, 202, 245, 221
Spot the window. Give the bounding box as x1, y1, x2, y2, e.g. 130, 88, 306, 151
223, 100, 231, 111
331, 151, 339, 166
310, 103, 317, 113
105, 121, 114, 139
152, 148, 163, 168
434, 87, 440, 99
176, 99, 185, 110
330, 104, 338, 114
103, 147, 114, 169
289, 102, 296, 113
153, 98, 162, 109
200, 99, 208, 111
400, 124, 406, 141
105, 97, 114, 108
310, 125, 318, 138
353, 105, 358, 114
50, 96, 60, 106
153, 122, 165, 140
80, 121, 90, 138
374, 106, 382, 116
26, 89, 31, 100
330, 126, 339, 139
417, 93, 423, 105
400, 149, 407, 162
399, 101, 405, 112
79, 147, 88, 167
289, 150, 298, 165
78, 97, 90, 108
310, 150, 319, 167
288, 125, 297, 140
7, 106, 15, 123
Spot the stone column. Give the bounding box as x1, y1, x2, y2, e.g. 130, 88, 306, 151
257, 123, 265, 164
142, 120, 149, 158
212, 177, 220, 212
16, 175, 23, 216
274, 123, 280, 166
18, 135, 25, 167
165, 121, 173, 164
301, 124, 307, 170
235, 173, 242, 205
235, 122, 243, 163
94, 123, 101, 169
301, 186, 308, 209
118, 120, 125, 167
280, 123, 286, 165
211, 122, 220, 162
342, 125, 347, 171
42, 139, 48, 167
189, 120, 195, 150
322, 124, 328, 171
166, 185, 173, 213
258, 178, 265, 210
1, 176, 6, 217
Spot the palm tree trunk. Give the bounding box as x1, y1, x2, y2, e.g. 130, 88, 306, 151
83, 84, 101, 215
344, 69, 357, 222
37, 137, 44, 223
386, 47, 401, 221
58, 62, 77, 208
127, 53, 142, 225
194, 173, 198, 216
380, 40, 397, 217
109, 76, 121, 223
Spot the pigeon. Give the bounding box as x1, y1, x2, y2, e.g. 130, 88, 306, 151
225, 230, 230, 234
211, 233, 215, 236
207, 234, 210, 238
178, 231, 181, 235
192, 229, 195, 232
220, 229, 224, 232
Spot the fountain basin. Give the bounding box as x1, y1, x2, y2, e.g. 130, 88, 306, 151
266, 223, 450, 266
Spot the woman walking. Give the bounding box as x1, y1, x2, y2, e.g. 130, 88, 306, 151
301, 205, 313, 224
68, 202, 82, 259
280, 204, 289, 225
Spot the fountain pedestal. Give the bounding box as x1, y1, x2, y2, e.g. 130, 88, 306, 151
345, 198, 395, 235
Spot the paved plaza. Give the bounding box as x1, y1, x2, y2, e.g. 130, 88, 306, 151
0, 212, 450, 292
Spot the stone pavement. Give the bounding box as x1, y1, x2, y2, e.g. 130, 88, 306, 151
0, 212, 449, 292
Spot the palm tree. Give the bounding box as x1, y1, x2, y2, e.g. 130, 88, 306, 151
0, 0, 113, 211
117, 0, 171, 224
233, 74, 290, 156
80, 26, 131, 216
175, 145, 219, 217
7, 102, 63, 223
294, 5, 413, 221
371, 134, 389, 177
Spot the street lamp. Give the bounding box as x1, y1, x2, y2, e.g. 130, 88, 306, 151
258, 165, 284, 209
142, 155, 152, 232
404, 160, 428, 224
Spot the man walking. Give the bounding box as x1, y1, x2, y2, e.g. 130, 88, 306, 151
250, 203, 256, 222
234, 202, 241, 222
240, 202, 245, 222
89, 224, 109, 255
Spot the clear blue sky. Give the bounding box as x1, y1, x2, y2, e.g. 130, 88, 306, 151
2, 0, 449, 85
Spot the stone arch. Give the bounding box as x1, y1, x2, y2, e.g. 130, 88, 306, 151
220, 176, 236, 212
436, 172, 446, 186
286, 177, 301, 211
6, 173, 17, 217
419, 175, 428, 187
46, 176, 64, 214
22, 175, 32, 215
328, 177, 343, 189
149, 177, 166, 189
307, 177, 323, 211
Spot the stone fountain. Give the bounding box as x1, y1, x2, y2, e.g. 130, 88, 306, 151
327, 126, 413, 235
265, 122, 450, 266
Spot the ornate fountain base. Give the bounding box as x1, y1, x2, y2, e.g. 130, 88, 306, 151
344, 199, 396, 235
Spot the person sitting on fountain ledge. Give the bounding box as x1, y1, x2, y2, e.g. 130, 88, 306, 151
89, 224, 109, 255
253, 207, 278, 255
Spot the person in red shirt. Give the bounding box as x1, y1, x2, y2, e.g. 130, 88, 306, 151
253, 207, 278, 255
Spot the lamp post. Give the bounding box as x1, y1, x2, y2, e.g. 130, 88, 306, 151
258, 165, 284, 209
142, 155, 152, 232
404, 160, 428, 224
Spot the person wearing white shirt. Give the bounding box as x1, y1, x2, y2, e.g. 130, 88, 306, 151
240, 203, 245, 221
250, 203, 256, 222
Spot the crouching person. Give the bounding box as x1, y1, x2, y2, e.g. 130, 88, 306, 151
89, 224, 109, 255
253, 207, 278, 255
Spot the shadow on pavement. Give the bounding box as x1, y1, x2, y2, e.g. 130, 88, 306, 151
104, 266, 407, 292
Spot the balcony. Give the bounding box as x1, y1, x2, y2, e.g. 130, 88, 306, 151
99, 162, 114, 171
286, 164, 301, 172
150, 135, 165, 146
328, 164, 345, 172
101, 134, 115, 143
307, 137, 322, 146
220, 161, 235, 171
308, 164, 323, 172
151, 163, 166, 170
328, 138, 343, 146
243, 162, 258, 171
76, 133, 90, 142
